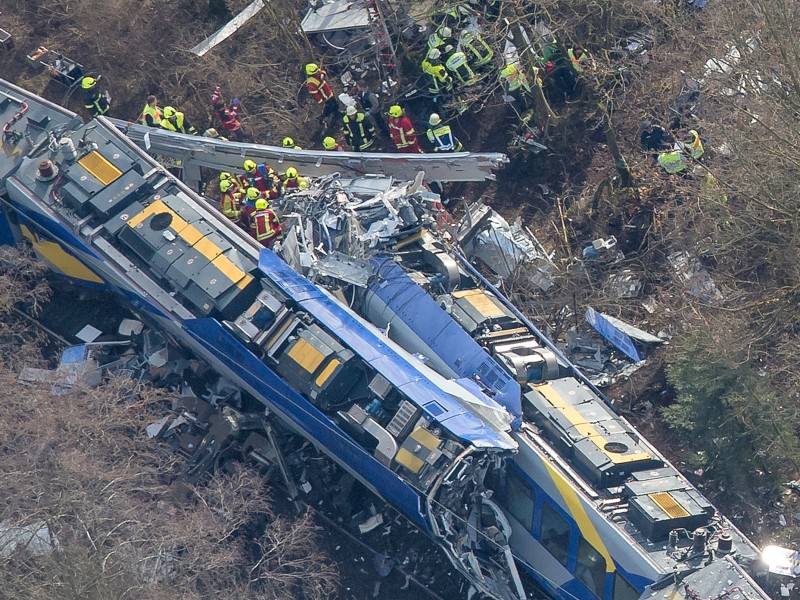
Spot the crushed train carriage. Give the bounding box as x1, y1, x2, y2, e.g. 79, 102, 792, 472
0, 79, 779, 600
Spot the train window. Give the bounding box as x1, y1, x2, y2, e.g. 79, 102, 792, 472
505, 469, 534, 531
576, 538, 606, 599
540, 501, 571, 567
613, 574, 639, 600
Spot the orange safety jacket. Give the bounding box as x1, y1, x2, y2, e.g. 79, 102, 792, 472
250, 209, 283, 246
306, 71, 334, 104
388, 115, 422, 152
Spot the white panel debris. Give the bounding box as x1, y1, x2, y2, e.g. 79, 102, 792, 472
191, 0, 266, 57
0, 521, 60, 557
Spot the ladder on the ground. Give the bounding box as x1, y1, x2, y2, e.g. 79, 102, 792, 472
365, 0, 398, 80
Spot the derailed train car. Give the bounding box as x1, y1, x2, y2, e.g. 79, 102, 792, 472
0, 79, 778, 600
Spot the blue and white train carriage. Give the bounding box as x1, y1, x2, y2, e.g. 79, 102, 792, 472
0, 78, 776, 600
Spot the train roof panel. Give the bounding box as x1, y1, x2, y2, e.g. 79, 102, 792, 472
367, 256, 522, 417
524, 378, 662, 487
259, 249, 516, 450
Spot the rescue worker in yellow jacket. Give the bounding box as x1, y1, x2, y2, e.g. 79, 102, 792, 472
460, 29, 494, 69
219, 178, 242, 224
444, 47, 477, 87
138, 95, 162, 127
684, 129, 704, 159
160, 106, 198, 135
421, 48, 454, 100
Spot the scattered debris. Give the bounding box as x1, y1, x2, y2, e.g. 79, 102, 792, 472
458, 201, 554, 286
605, 269, 644, 299
668, 250, 723, 304
0, 521, 59, 558
190, 0, 265, 57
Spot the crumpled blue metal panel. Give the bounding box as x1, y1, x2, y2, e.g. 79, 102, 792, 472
368, 257, 522, 419
259, 250, 515, 450
585, 307, 641, 362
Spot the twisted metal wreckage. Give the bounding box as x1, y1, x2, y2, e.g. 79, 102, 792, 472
1, 79, 790, 600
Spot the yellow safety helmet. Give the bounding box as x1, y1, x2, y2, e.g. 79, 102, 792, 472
246, 187, 261, 201
243, 159, 257, 172
439, 26, 452, 38
286, 167, 298, 179
220, 179, 233, 192
255, 198, 268, 210
323, 136, 337, 150
305, 63, 319, 75
429, 113, 442, 126
388, 105, 403, 118
162, 106, 177, 119
282, 137, 295, 148
81, 76, 97, 90
220, 171, 232, 181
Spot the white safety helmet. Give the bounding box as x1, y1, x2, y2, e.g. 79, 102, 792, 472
346, 105, 357, 116
428, 48, 442, 60
429, 113, 442, 126
439, 26, 452, 38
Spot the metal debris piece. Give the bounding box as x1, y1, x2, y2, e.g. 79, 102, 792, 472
668, 250, 723, 304
0, 521, 59, 557
599, 313, 664, 345
18, 344, 102, 395
585, 307, 641, 362
190, 0, 265, 57
313, 252, 372, 287
301, 0, 370, 34
605, 269, 644, 299
458, 202, 554, 286
359, 513, 385, 534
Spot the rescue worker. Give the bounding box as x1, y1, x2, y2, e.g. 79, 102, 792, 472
387, 105, 422, 153
219, 178, 242, 224
138, 95, 161, 127
460, 29, 494, 69
282, 166, 308, 191
567, 48, 587, 74
421, 48, 454, 102
684, 129, 704, 159
354, 79, 389, 136
342, 105, 377, 151
428, 26, 458, 57
657, 149, 687, 174
250, 198, 283, 248
160, 106, 198, 135
210, 85, 244, 141
305, 63, 340, 125
219, 171, 239, 192
323, 136, 345, 151
241, 186, 261, 227
444, 47, 477, 87
242, 159, 280, 196
499, 62, 533, 108
81, 76, 110, 117
426, 113, 463, 152
203, 128, 228, 140
282, 137, 302, 150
